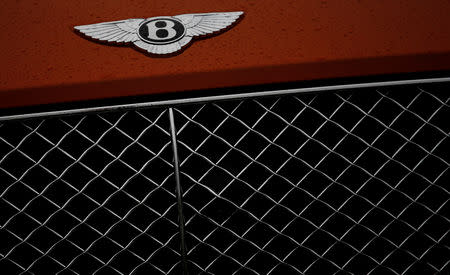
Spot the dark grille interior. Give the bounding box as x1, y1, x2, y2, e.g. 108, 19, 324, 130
1, 82, 449, 274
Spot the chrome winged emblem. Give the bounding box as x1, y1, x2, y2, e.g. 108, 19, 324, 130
74, 12, 243, 55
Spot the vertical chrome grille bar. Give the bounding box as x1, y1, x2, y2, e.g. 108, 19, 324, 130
168, 108, 189, 274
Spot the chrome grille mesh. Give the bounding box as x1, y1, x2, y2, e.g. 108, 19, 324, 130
1, 82, 449, 274
0, 110, 183, 274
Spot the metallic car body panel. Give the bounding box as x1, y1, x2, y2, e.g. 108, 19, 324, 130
1, 0, 450, 108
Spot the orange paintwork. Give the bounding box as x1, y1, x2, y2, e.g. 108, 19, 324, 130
1, 0, 450, 109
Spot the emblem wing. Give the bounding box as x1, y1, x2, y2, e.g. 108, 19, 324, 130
74, 19, 144, 43
174, 12, 243, 37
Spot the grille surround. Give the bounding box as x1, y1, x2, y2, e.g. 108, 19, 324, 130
0, 78, 449, 274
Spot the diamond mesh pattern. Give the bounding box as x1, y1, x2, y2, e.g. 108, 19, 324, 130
0, 82, 449, 274
175, 84, 449, 274
0, 109, 183, 274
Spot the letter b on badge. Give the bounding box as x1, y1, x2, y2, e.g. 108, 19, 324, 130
146, 20, 177, 40
138, 17, 185, 44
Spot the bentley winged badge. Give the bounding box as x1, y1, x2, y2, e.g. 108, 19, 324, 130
74, 12, 243, 55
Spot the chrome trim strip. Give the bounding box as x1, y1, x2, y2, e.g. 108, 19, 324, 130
1, 77, 449, 122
